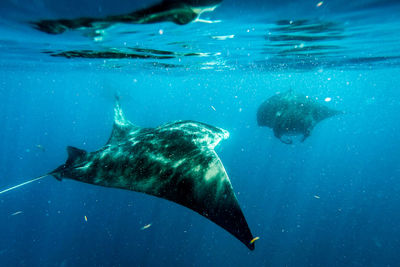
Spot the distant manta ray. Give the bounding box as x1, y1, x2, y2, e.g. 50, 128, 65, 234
0, 97, 255, 250
257, 90, 343, 144
32, 0, 222, 34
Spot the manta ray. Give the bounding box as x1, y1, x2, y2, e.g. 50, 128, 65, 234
257, 90, 342, 144
32, 0, 222, 34
0, 98, 255, 250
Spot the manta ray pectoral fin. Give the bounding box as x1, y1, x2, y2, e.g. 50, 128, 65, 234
121, 118, 253, 249
315, 106, 344, 122
146, 148, 255, 250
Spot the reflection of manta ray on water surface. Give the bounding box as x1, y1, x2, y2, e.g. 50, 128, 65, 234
257, 90, 343, 144
0, 97, 255, 250
32, 0, 222, 34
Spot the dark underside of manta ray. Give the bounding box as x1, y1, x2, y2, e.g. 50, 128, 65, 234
32, 0, 222, 34
49, 97, 255, 250
257, 90, 343, 144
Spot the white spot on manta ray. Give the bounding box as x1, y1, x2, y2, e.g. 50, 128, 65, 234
99, 152, 108, 159
77, 162, 92, 170
192, 165, 201, 172
204, 157, 228, 183
173, 159, 186, 168
149, 153, 171, 164
204, 166, 219, 181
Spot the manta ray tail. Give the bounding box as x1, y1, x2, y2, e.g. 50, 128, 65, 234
0, 174, 49, 195
0, 145, 87, 195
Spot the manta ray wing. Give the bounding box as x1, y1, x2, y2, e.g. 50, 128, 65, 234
50, 98, 255, 250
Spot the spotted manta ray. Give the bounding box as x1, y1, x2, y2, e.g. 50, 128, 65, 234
48, 97, 255, 250
32, 0, 222, 34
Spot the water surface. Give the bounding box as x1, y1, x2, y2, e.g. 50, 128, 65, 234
0, 0, 400, 266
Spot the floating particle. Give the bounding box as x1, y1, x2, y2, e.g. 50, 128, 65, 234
211, 106, 216, 111
314, 195, 321, 199
324, 97, 332, 102
11, 211, 23, 216
141, 223, 152, 230
250, 236, 260, 244
316, 1, 323, 7
211, 35, 235, 40
159, 29, 164, 35
84, 215, 88, 222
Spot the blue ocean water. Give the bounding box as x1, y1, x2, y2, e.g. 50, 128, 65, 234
1, 0, 400, 266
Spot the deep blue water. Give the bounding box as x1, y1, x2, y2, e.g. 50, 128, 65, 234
1, 0, 400, 266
